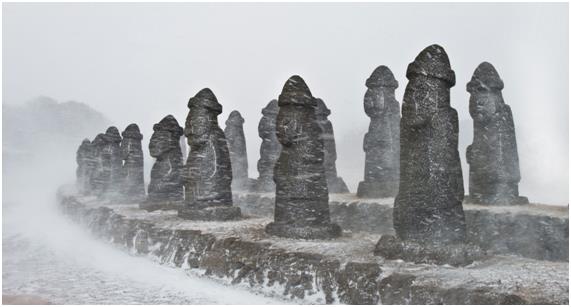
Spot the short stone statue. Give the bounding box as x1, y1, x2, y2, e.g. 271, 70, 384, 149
142, 115, 184, 209
314, 98, 349, 194
265, 75, 341, 239
254, 100, 281, 193
466, 62, 528, 206
178, 88, 241, 221
224, 110, 251, 191
389, 44, 466, 245
76, 138, 92, 194
101, 126, 123, 199
120, 123, 145, 202
357, 65, 400, 198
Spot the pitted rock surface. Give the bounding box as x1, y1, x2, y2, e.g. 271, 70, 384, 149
254, 100, 281, 193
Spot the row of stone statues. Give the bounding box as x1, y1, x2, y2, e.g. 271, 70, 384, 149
76, 43, 527, 250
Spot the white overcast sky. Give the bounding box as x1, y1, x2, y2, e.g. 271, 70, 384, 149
3, 3, 569, 204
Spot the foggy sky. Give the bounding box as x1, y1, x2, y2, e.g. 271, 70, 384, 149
3, 3, 569, 204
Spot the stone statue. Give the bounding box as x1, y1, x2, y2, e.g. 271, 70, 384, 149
254, 99, 281, 193
143, 115, 184, 208
90, 133, 107, 196
120, 123, 145, 202
466, 62, 528, 205
391, 44, 466, 245
76, 138, 92, 194
101, 126, 123, 199
178, 88, 241, 221
265, 75, 341, 239
357, 65, 400, 198
314, 98, 350, 194
224, 110, 251, 191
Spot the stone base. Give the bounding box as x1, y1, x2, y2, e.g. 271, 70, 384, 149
465, 195, 530, 206
139, 200, 183, 212
327, 177, 350, 194
265, 222, 342, 240
357, 180, 398, 198
178, 206, 242, 221
374, 234, 487, 266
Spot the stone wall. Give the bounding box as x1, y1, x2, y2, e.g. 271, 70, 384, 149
57, 186, 568, 304
234, 193, 569, 262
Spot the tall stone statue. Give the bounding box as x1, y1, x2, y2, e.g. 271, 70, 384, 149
90, 133, 107, 196
101, 126, 123, 199
265, 75, 341, 239
357, 65, 401, 198
224, 110, 251, 191
314, 98, 350, 194
76, 138, 92, 195
391, 44, 466, 245
465, 62, 528, 205
120, 123, 145, 202
178, 88, 241, 221
142, 115, 184, 209
254, 99, 281, 193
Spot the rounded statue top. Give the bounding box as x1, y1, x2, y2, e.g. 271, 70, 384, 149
226, 110, 245, 126
466, 61, 504, 93
104, 126, 122, 143
278, 75, 316, 107
188, 88, 223, 114
261, 99, 279, 116
406, 44, 456, 86
154, 115, 183, 138
81, 138, 91, 145
366, 65, 399, 89
122, 123, 143, 140
315, 98, 331, 117
92, 133, 107, 147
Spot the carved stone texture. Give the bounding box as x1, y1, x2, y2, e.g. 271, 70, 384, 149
465, 62, 528, 206
89, 133, 107, 196
100, 126, 123, 200
265, 75, 341, 239
254, 100, 281, 193
357, 65, 401, 198
390, 44, 466, 246
224, 110, 251, 191
142, 115, 184, 209
120, 123, 145, 202
314, 98, 349, 194
76, 138, 92, 195
178, 88, 241, 221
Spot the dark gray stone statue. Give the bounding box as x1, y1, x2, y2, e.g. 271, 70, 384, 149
76, 138, 92, 194
265, 75, 341, 239
178, 88, 241, 221
315, 98, 349, 194
357, 65, 400, 198
224, 110, 251, 191
120, 123, 145, 202
142, 115, 184, 209
101, 126, 123, 199
389, 44, 466, 245
465, 62, 528, 206
254, 100, 281, 193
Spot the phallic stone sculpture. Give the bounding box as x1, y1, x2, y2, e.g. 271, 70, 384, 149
89, 133, 107, 196
465, 62, 528, 206
120, 123, 145, 202
101, 126, 123, 199
224, 110, 252, 191
254, 100, 281, 193
141, 115, 184, 210
375, 45, 468, 261
76, 138, 92, 195
265, 75, 341, 239
178, 88, 241, 221
314, 98, 350, 194
357, 65, 401, 198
